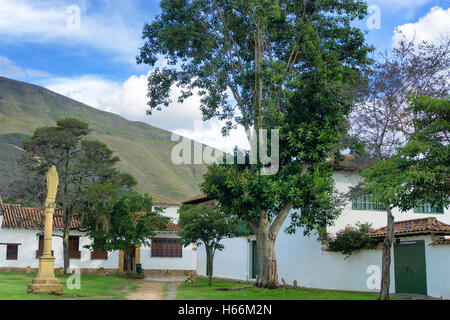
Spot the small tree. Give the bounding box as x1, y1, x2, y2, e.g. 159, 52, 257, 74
360, 95, 450, 300
83, 191, 169, 274
349, 37, 450, 300
178, 203, 247, 286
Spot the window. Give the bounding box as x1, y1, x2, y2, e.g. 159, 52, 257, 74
91, 239, 108, 260
151, 238, 182, 258
6, 244, 18, 260
414, 203, 444, 214
36, 235, 54, 258
352, 195, 385, 211
69, 236, 81, 259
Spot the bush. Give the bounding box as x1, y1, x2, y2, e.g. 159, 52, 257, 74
321, 223, 379, 257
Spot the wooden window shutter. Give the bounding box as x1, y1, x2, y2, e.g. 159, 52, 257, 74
6, 244, 18, 260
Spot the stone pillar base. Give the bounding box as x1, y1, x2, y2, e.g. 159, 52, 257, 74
28, 255, 63, 295
27, 278, 64, 295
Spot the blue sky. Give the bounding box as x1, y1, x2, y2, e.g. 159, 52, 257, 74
0, 0, 449, 151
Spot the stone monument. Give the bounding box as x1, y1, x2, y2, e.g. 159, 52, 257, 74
27, 166, 64, 295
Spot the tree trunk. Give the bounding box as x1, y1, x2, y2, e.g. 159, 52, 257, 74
205, 245, 214, 287
379, 205, 394, 300
255, 230, 278, 289
63, 226, 70, 274
126, 248, 133, 275
251, 203, 293, 289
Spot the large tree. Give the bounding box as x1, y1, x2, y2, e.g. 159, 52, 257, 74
178, 202, 247, 286
349, 37, 450, 300
22, 118, 136, 273
138, 0, 372, 287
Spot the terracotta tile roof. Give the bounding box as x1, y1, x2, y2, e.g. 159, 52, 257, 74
182, 194, 211, 205
368, 217, 450, 237
429, 239, 450, 246
0, 203, 80, 229
1, 203, 182, 232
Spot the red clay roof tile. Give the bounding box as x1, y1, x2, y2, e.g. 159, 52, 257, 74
0, 203, 181, 232
368, 217, 450, 237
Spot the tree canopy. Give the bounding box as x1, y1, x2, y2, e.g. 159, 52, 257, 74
138, 0, 372, 288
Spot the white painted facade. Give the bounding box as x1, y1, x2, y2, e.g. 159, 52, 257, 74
196, 171, 450, 299
0, 214, 196, 273
331, 172, 450, 233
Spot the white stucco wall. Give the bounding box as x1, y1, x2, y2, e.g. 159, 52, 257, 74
0, 215, 119, 270
197, 212, 395, 293
0, 216, 196, 272
140, 232, 197, 271
197, 208, 450, 298
197, 237, 251, 281
156, 205, 181, 223
331, 172, 450, 234
425, 242, 450, 299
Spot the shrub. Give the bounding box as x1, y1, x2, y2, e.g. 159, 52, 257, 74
321, 223, 379, 257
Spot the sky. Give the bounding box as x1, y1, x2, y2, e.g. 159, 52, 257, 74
0, 0, 449, 152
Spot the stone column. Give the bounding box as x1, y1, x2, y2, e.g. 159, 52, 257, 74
28, 166, 64, 295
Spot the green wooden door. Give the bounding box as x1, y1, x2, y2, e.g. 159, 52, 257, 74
251, 241, 258, 279
394, 240, 427, 294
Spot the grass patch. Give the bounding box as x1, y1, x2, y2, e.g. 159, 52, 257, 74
176, 278, 405, 300
0, 272, 139, 300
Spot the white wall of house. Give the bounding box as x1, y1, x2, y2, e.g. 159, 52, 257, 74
197, 237, 251, 280
425, 241, 450, 299
156, 205, 181, 223
140, 232, 197, 271
197, 212, 395, 293
199, 220, 450, 299
331, 172, 450, 234
0, 216, 196, 272
0, 227, 119, 270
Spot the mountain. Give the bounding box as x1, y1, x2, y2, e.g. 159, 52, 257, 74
0, 76, 207, 204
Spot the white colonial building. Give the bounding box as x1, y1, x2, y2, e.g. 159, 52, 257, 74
0, 199, 196, 276
1, 156, 449, 299
184, 157, 450, 299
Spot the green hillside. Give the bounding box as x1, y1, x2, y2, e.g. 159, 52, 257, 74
0, 76, 207, 204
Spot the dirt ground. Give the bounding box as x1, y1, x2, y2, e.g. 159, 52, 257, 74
126, 280, 166, 300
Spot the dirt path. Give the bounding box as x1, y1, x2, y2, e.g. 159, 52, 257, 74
126, 280, 166, 300
126, 275, 187, 300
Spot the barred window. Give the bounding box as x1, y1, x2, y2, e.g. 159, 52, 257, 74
151, 238, 182, 258
414, 203, 444, 214
69, 236, 81, 259
352, 195, 385, 211
6, 244, 18, 260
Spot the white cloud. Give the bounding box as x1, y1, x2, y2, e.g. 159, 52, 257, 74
42, 73, 250, 153
393, 6, 450, 46
0, 0, 144, 64
0, 56, 51, 79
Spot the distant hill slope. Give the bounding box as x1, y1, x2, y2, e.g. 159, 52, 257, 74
0, 76, 207, 204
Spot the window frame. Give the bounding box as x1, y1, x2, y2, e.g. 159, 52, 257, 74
68, 236, 81, 259
413, 203, 444, 214
151, 238, 182, 258
6, 244, 18, 260
351, 195, 385, 212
